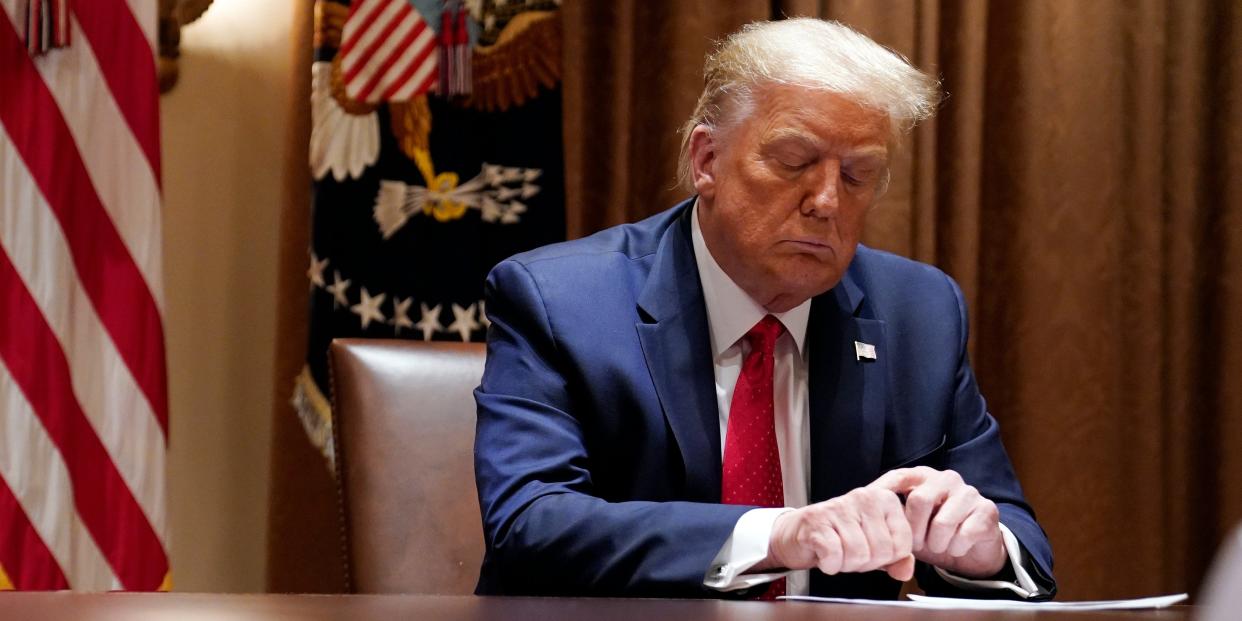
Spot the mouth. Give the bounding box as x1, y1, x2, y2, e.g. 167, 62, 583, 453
782, 239, 835, 258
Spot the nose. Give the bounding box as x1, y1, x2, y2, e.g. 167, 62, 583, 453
800, 159, 840, 219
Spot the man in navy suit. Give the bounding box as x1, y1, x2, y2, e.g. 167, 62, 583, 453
474, 18, 1055, 600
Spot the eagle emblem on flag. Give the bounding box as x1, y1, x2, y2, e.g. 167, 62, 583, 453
296, 0, 565, 468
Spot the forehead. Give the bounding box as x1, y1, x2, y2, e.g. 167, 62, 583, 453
741, 84, 891, 154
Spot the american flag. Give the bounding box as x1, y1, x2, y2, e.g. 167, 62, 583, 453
0, 0, 169, 591
339, 0, 439, 103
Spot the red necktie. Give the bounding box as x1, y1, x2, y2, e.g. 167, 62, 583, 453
721, 315, 786, 600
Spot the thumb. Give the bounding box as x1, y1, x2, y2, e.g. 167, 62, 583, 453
883, 554, 916, 582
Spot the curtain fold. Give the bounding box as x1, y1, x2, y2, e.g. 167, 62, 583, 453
561, 0, 770, 237
266, 0, 346, 593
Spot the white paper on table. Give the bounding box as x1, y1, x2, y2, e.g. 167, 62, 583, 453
781, 592, 1188, 611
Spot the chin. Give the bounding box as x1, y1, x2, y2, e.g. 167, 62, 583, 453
782, 260, 843, 289
763, 277, 838, 310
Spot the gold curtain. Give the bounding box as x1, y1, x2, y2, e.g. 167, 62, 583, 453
562, 0, 1242, 600
561, 1, 770, 237
265, 0, 346, 594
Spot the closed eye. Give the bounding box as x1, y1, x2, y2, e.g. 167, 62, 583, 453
775, 158, 811, 172
763, 141, 817, 173
843, 167, 880, 188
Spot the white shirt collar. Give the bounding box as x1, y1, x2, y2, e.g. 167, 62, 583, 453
691, 201, 811, 359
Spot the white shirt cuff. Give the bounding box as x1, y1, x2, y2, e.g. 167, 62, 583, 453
932, 523, 1048, 598
703, 508, 793, 591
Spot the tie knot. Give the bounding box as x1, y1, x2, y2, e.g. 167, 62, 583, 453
745, 315, 785, 355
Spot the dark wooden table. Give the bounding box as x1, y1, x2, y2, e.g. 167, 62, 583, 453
0, 593, 1198, 620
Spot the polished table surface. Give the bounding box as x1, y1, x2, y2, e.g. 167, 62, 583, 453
0, 593, 1198, 621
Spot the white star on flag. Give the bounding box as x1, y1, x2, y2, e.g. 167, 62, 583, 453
390, 296, 414, 334
307, 253, 329, 289
327, 270, 351, 308
415, 303, 443, 341
447, 302, 481, 342
351, 288, 387, 329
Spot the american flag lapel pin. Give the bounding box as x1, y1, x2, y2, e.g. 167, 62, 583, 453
854, 340, 877, 362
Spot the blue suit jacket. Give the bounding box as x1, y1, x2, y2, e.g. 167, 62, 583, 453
474, 201, 1055, 598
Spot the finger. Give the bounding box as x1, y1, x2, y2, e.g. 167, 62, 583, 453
881, 518, 915, 583
925, 485, 979, 555
856, 496, 897, 571
948, 507, 997, 558
809, 527, 845, 575
884, 554, 916, 582
883, 494, 913, 563
904, 482, 948, 553
871, 467, 930, 494
833, 515, 871, 573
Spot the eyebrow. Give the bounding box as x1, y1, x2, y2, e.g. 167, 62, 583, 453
762, 128, 889, 161
762, 128, 821, 149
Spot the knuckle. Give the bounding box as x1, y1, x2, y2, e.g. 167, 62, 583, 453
877, 495, 898, 514
804, 504, 828, 522
823, 500, 847, 520
861, 489, 884, 508
795, 529, 815, 549
981, 504, 999, 522
960, 520, 986, 539
824, 531, 843, 555
806, 532, 827, 552
906, 490, 932, 508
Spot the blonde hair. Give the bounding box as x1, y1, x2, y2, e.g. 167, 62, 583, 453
677, 18, 942, 190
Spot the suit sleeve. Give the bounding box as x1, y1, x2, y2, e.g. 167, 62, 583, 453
473, 259, 753, 597
914, 272, 1057, 599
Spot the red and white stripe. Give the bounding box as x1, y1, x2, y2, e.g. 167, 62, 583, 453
0, 0, 169, 592
338, 0, 438, 103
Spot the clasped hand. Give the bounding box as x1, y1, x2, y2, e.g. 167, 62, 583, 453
762, 467, 1007, 582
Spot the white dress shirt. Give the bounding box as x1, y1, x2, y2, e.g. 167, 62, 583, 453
688, 204, 1043, 598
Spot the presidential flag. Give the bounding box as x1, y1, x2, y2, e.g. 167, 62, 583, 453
291, 0, 564, 468
0, 0, 169, 591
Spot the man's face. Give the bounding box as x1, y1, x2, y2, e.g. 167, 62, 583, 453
692, 84, 891, 313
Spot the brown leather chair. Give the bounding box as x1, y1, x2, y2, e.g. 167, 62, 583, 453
329, 338, 486, 594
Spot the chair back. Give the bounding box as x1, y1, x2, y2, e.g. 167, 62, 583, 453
329, 338, 486, 594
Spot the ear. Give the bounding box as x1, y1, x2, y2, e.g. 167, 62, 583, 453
688, 125, 718, 200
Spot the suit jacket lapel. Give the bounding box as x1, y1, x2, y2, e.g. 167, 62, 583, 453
635, 204, 722, 502
808, 269, 889, 503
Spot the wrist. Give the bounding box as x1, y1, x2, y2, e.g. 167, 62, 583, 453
982, 537, 1009, 575
951, 536, 1008, 578
754, 509, 796, 572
